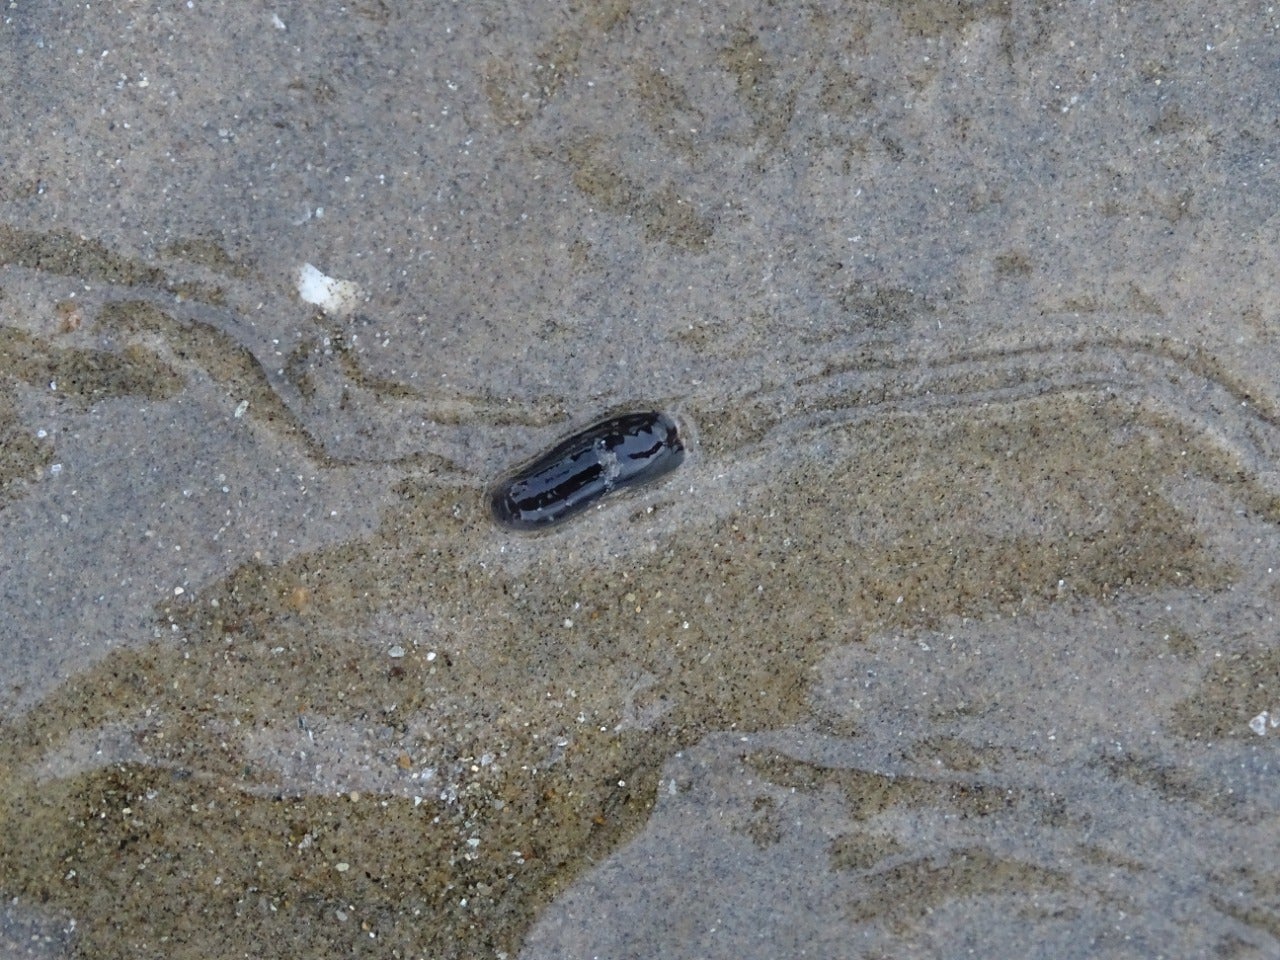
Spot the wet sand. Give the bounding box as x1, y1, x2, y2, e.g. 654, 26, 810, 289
2, 2, 1279, 958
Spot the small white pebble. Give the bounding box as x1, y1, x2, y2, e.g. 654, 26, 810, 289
297, 262, 363, 316
1249, 712, 1269, 736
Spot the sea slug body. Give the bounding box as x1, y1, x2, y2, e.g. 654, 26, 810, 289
490, 411, 685, 530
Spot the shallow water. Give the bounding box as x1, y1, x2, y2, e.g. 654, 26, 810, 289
2, 2, 1279, 958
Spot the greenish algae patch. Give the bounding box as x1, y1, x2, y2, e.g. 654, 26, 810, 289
0, 324, 183, 411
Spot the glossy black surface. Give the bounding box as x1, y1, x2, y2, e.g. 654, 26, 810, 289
490, 411, 685, 530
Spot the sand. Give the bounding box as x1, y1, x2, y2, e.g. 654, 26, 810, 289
1, 2, 1278, 957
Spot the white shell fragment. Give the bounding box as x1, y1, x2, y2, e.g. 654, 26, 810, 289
296, 262, 363, 317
